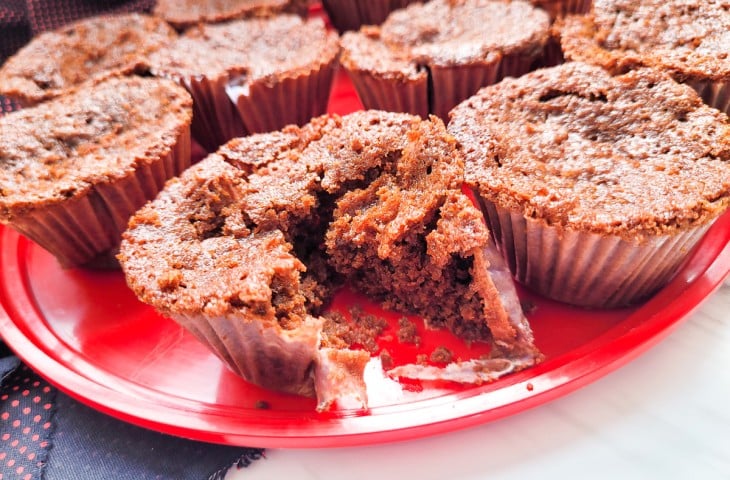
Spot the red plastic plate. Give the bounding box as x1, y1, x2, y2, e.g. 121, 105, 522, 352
1, 73, 729, 448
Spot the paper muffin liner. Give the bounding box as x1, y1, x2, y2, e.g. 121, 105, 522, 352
348, 58, 506, 121
167, 58, 337, 153
322, 0, 417, 32
430, 61, 502, 120
497, 52, 541, 81
228, 61, 337, 137
171, 312, 323, 398
9, 127, 191, 268
686, 79, 730, 117
476, 195, 713, 308
179, 74, 247, 153
346, 68, 430, 118
533, 0, 592, 20
538, 38, 564, 68
170, 312, 370, 409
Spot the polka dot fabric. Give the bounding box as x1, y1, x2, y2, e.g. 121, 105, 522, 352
0, 365, 57, 480
0, 96, 19, 115
0, 1, 30, 62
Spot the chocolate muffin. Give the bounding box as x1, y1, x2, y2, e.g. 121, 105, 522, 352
449, 62, 730, 308
560, 0, 730, 114
148, 14, 339, 152
340, 0, 550, 120
0, 13, 176, 106
0, 75, 193, 268
321, 0, 419, 33
153, 0, 310, 30
118, 111, 541, 409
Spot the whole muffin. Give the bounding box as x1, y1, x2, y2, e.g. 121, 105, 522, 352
560, 0, 730, 114
118, 111, 541, 409
449, 62, 730, 308
153, 0, 310, 30
0, 13, 176, 106
0, 75, 193, 268
340, 0, 550, 120
321, 0, 419, 32
148, 14, 339, 152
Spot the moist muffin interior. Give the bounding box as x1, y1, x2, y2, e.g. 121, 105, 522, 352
120, 111, 541, 402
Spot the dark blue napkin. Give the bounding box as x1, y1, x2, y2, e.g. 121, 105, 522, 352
0, 349, 263, 480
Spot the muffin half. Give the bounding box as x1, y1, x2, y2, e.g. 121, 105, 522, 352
119, 111, 542, 409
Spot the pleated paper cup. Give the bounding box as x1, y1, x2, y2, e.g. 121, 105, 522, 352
430, 59, 502, 120
477, 195, 713, 308
532, 0, 592, 20
229, 62, 338, 136
9, 127, 191, 268
322, 0, 418, 32
171, 312, 323, 397
686, 79, 730, 117
345, 68, 430, 118
164, 56, 337, 153
345, 51, 541, 121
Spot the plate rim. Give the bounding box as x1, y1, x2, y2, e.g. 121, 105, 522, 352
0, 213, 728, 448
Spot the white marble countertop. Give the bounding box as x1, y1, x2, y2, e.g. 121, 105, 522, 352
230, 279, 730, 480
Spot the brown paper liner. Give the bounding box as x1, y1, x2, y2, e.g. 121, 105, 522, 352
686, 79, 730, 116
322, 0, 417, 32
346, 69, 430, 118
231, 62, 337, 136
478, 197, 713, 308
537, 32, 565, 69
8, 127, 191, 268
430, 60, 501, 120
182, 74, 247, 153
172, 311, 372, 409
172, 312, 323, 398
532, 0, 592, 20
167, 57, 337, 153
348, 49, 542, 121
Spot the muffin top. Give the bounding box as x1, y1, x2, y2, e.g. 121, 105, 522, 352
560, 0, 730, 81
153, 0, 308, 30
341, 0, 549, 75
0, 75, 193, 220
449, 62, 730, 238
0, 13, 177, 105
148, 15, 339, 82
118, 110, 422, 320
